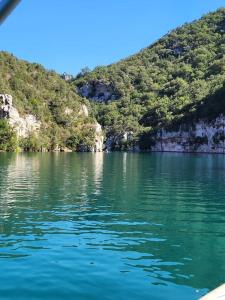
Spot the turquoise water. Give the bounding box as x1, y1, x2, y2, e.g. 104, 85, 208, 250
0, 153, 225, 300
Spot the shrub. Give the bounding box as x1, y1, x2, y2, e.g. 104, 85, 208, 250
0, 120, 18, 151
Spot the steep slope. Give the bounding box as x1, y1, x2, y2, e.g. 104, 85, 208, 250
0, 52, 103, 151
74, 8, 225, 151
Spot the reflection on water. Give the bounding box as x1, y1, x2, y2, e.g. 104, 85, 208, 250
92, 152, 104, 195
0, 153, 225, 300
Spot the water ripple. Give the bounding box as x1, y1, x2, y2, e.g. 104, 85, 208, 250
0, 153, 225, 300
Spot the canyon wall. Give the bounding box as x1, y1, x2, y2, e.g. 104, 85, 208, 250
0, 94, 41, 137
151, 116, 225, 153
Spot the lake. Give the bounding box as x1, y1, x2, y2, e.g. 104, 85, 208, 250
0, 152, 225, 300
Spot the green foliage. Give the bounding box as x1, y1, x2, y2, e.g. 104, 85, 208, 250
2, 9, 225, 151
0, 52, 97, 151
138, 128, 156, 150
20, 134, 41, 152
0, 119, 18, 151
74, 8, 225, 148
66, 125, 95, 150
19, 132, 52, 152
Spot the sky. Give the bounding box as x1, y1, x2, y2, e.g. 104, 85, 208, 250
0, 0, 225, 75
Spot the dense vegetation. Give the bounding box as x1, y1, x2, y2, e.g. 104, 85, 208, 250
1, 9, 225, 151
0, 119, 17, 151
0, 52, 96, 151
74, 8, 225, 149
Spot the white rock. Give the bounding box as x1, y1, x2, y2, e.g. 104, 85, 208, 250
77, 81, 116, 102
93, 122, 104, 152
79, 104, 89, 117
0, 94, 41, 138
151, 115, 225, 153
64, 107, 73, 116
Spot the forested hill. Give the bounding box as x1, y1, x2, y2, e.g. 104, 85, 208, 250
1, 8, 225, 152
74, 8, 225, 145
0, 52, 97, 151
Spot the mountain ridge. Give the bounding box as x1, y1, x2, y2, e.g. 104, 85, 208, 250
0, 51, 103, 151
1, 8, 225, 152
72, 8, 225, 150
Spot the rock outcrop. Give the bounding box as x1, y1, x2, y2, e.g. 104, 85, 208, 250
77, 122, 104, 152
64, 104, 89, 118
151, 116, 225, 153
0, 94, 41, 137
103, 117, 225, 153
93, 122, 104, 152
61, 72, 73, 81
79, 104, 89, 117
77, 80, 118, 102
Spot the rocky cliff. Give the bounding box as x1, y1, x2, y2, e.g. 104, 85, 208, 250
151, 116, 225, 153
93, 122, 104, 152
0, 94, 41, 137
73, 9, 225, 154
0, 94, 104, 152
3, 9, 225, 153
102, 116, 225, 153
77, 80, 118, 102
0, 51, 103, 152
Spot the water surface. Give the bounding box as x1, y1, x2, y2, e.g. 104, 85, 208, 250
1, 152, 225, 300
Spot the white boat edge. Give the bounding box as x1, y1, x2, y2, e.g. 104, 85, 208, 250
199, 284, 225, 300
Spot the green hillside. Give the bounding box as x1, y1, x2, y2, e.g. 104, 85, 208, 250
1, 8, 225, 151
0, 52, 96, 151
74, 8, 225, 149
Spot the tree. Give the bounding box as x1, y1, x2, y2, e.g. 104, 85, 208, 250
0, 120, 18, 151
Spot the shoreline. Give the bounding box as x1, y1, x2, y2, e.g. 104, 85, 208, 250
1, 149, 225, 155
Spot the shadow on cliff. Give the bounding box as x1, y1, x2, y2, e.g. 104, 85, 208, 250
138, 83, 225, 149
167, 83, 225, 130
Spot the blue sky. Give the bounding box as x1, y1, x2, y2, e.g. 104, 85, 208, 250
1, 0, 225, 75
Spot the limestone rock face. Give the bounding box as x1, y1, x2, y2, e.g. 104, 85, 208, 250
64, 104, 89, 118
64, 107, 73, 116
79, 104, 89, 117
93, 122, 104, 152
0, 94, 41, 137
61, 72, 73, 81
0, 94, 13, 118
151, 115, 225, 153
77, 80, 118, 102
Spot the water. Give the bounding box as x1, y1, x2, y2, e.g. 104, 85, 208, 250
0, 152, 225, 300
